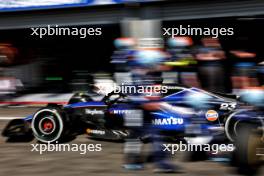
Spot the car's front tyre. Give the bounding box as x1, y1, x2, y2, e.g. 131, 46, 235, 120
31, 107, 70, 143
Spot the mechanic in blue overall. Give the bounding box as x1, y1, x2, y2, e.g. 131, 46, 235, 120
111, 38, 143, 169
166, 37, 196, 84
114, 39, 178, 172
111, 38, 136, 73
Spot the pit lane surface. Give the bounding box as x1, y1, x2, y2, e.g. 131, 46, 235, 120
0, 107, 263, 176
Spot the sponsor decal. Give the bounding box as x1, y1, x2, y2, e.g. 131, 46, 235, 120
86, 129, 105, 135
112, 110, 132, 114
205, 110, 219, 122
152, 117, 184, 125
85, 109, 104, 115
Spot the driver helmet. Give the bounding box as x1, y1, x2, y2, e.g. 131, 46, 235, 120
114, 38, 136, 50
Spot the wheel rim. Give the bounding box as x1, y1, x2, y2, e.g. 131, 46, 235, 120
32, 109, 63, 143
38, 116, 56, 135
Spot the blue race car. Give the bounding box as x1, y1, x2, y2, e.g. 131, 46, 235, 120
2, 85, 263, 145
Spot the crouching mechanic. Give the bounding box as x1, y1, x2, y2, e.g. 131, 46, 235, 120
121, 45, 179, 173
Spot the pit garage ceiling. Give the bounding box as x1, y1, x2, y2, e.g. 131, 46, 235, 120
0, 0, 264, 29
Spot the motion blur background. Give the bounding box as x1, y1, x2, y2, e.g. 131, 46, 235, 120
0, 0, 263, 105
0, 1, 263, 176
0, 0, 264, 102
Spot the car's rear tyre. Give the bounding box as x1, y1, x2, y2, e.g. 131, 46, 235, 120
232, 124, 263, 175
31, 107, 70, 143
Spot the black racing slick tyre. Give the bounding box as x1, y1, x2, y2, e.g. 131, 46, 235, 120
233, 125, 264, 175
31, 107, 70, 143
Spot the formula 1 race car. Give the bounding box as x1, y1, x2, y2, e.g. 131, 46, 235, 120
2, 85, 263, 143
2, 85, 264, 174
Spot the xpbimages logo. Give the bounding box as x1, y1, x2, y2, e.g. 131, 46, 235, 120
163, 141, 234, 155
30, 25, 102, 38
31, 142, 102, 154
163, 25, 234, 38
96, 83, 168, 96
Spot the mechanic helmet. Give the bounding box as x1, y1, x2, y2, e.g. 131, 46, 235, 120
239, 87, 264, 107
114, 38, 136, 49
133, 49, 168, 68
167, 37, 193, 48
